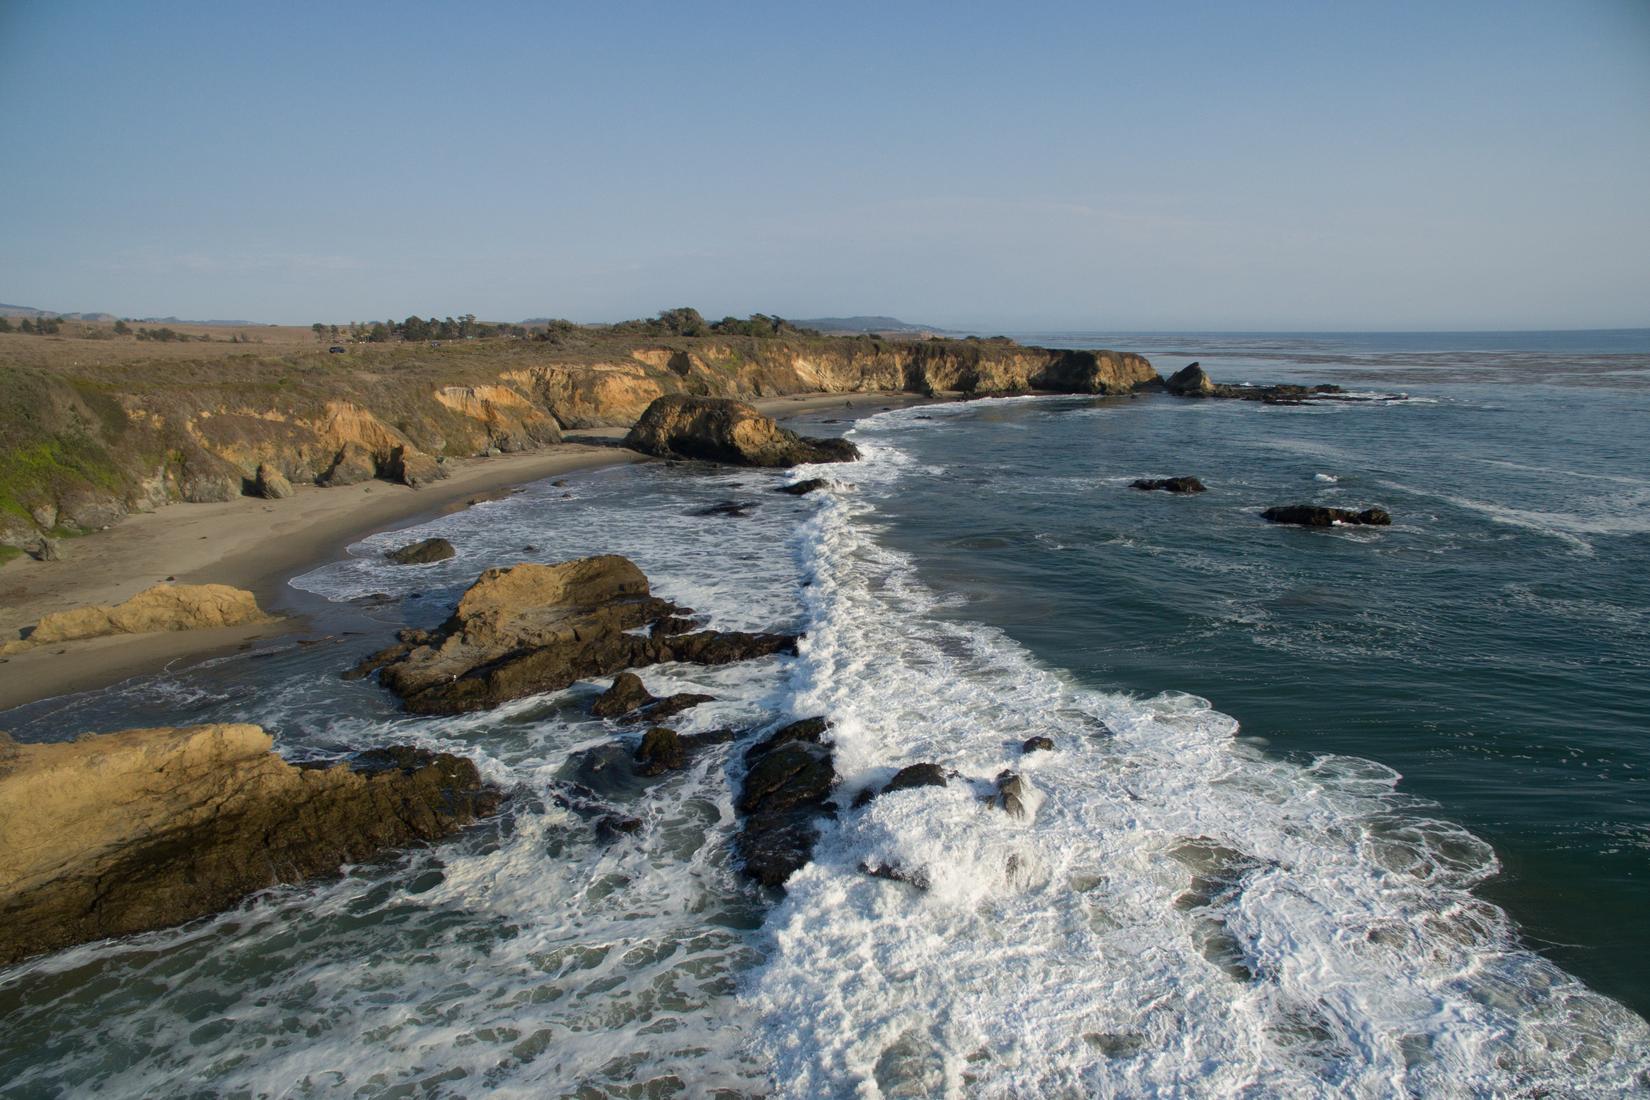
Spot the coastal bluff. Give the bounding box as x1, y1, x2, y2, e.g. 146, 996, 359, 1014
0, 332, 1156, 554
0, 724, 499, 965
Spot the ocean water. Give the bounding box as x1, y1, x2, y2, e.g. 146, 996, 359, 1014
2, 330, 1648, 1097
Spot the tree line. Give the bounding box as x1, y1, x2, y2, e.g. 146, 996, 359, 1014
319, 315, 531, 344
0, 316, 62, 334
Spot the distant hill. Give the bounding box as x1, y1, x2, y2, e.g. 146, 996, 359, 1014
794, 315, 941, 334
134, 316, 264, 326
0, 303, 116, 321
1, 304, 262, 324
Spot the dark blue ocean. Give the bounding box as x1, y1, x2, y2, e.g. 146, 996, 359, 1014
2, 330, 1647, 1096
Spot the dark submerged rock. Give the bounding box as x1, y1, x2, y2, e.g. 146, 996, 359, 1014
775, 478, 830, 496
386, 537, 456, 565
1262, 505, 1392, 528
691, 500, 759, 518
1132, 477, 1207, 494
1021, 735, 1055, 754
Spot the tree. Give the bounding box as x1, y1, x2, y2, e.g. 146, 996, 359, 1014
312, 322, 327, 341
19, 318, 35, 334
0, 317, 11, 333
113, 319, 131, 335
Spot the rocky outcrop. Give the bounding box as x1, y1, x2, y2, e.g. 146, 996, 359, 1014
1022, 735, 1055, 754
1165, 363, 1348, 405
253, 463, 294, 499
1165, 363, 1216, 396
1132, 477, 1207, 494
632, 726, 734, 776
624, 396, 860, 467
383, 445, 446, 489
387, 537, 456, 565
995, 771, 1030, 818
735, 717, 837, 887
0, 724, 499, 965
355, 557, 798, 714
319, 442, 377, 486
1262, 505, 1393, 527
590, 671, 713, 723
3, 583, 270, 654
175, 447, 242, 503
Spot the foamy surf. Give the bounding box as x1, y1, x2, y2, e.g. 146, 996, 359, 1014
743, 409, 1650, 1097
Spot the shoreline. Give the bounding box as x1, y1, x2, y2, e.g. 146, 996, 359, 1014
0, 391, 927, 712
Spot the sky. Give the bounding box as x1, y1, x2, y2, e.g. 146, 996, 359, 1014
1, 0, 1647, 331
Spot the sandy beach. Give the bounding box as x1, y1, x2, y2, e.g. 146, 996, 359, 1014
0, 392, 922, 711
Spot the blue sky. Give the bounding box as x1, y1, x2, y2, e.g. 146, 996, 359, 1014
2, 1, 1647, 329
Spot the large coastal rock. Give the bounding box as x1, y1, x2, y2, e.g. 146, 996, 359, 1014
357, 557, 798, 714
1262, 505, 1393, 527
623, 395, 860, 467
0, 724, 499, 965
2, 583, 270, 654
735, 717, 838, 886
387, 537, 456, 565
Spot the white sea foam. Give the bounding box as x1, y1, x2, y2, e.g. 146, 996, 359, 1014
742, 412, 1650, 1097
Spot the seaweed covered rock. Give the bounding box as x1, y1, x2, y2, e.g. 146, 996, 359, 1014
1262, 505, 1392, 528
623, 395, 859, 467
0, 724, 499, 966
735, 717, 837, 886
359, 557, 797, 714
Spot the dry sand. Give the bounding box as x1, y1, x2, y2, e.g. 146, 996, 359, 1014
0, 392, 926, 711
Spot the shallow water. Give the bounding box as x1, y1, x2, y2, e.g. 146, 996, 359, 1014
2, 331, 1648, 1097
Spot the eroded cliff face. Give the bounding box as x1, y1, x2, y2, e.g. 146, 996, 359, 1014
0, 337, 1158, 550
